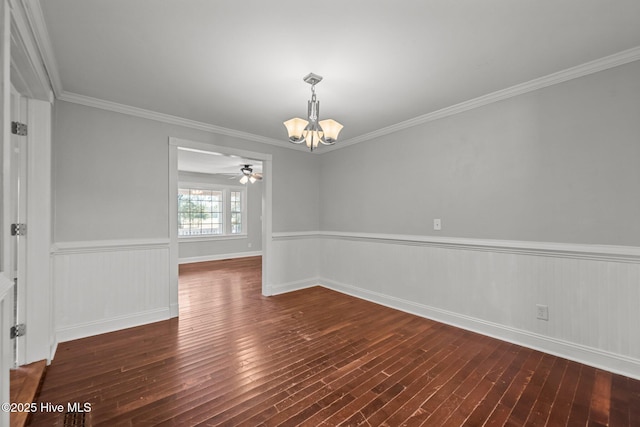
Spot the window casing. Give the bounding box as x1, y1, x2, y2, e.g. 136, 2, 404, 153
178, 184, 246, 239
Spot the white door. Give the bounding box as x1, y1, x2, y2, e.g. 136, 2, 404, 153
9, 86, 27, 367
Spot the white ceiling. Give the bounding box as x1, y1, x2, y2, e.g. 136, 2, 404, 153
177, 148, 262, 176
37, 1, 640, 145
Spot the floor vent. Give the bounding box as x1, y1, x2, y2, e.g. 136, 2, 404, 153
63, 411, 86, 427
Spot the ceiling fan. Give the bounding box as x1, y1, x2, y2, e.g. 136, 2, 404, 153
229, 164, 263, 184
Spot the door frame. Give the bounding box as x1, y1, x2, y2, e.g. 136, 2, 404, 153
1, 4, 12, 421
168, 137, 273, 317
1, 2, 53, 422
9, 84, 28, 366
2, 0, 54, 368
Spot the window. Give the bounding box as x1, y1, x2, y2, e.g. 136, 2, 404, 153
178, 188, 222, 236
230, 191, 242, 234
178, 185, 246, 238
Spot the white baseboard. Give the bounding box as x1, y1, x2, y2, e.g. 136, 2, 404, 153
170, 303, 179, 318
319, 277, 640, 381
179, 251, 262, 264
269, 278, 319, 296
55, 307, 171, 344
49, 340, 58, 363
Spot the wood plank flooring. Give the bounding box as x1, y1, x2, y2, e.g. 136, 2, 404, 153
28, 256, 640, 426
10, 360, 47, 427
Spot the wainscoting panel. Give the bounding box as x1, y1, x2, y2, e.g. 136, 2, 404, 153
317, 232, 640, 379
52, 239, 171, 343
269, 233, 320, 295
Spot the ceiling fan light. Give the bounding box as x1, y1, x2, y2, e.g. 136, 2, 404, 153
283, 118, 309, 142
249, 176, 257, 184
239, 175, 249, 184
318, 119, 343, 143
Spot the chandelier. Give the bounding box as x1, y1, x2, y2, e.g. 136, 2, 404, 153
283, 73, 343, 152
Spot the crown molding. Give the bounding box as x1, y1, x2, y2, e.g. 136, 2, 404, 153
23, 4, 640, 154
323, 45, 640, 153
8, 0, 54, 101
57, 91, 307, 150
59, 45, 640, 154
22, 0, 305, 150
18, 0, 62, 98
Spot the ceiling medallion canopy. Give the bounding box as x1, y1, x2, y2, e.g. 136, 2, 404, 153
284, 73, 343, 152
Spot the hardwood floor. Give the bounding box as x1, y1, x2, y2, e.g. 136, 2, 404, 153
29, 256, 640, 426
10, 360, 47, 427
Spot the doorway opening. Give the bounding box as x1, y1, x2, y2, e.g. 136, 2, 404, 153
168, 138, 273, 318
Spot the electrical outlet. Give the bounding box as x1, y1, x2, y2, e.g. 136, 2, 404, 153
433, 219, 441, 231
536, 304, 549, 321
248, 243, 252, 248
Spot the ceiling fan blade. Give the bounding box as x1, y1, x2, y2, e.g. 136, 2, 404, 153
253, 173, 263, 180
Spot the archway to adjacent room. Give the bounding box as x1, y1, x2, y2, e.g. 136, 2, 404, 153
168, 137, 273, 318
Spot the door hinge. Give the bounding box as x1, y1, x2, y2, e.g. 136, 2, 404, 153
10, 323, 26, 339
11, 223, 26, 236
11, 121, 28, 136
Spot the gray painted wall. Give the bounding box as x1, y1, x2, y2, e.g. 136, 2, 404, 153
177, 171, 262, 260
52, 100, 320, 243
47, 60, 640, 378
319, 60, 640, 246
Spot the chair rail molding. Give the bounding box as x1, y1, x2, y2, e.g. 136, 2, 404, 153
273, 230, 640, 263
51, 237, 171, 254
